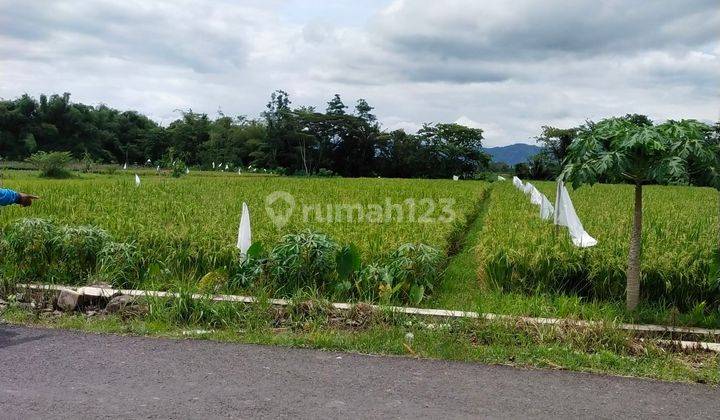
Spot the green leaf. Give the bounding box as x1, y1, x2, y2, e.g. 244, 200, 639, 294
409, 284, 425, 304
246, 242, 264, 259
336, 244, 361, 280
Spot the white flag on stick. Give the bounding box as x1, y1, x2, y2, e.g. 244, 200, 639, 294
123, 162, 127, 170
134, 174, 141, 187
237, 202, 252, 256
554, 179, 597, 247
497, 175, 506, 181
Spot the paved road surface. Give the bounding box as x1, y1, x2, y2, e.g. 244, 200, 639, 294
0, 325, 717, 419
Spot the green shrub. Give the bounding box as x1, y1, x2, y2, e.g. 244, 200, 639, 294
265, 231, 340, 295
357, 263, 393, 301
26, 151, 73, 178
385, 243, 443, 304
171, 161, 187, 178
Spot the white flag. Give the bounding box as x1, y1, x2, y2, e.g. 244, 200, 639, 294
134, 174, 141, 187
237, 202, 252, 256
156, 165, 160, 172
554, 179, 597, 247
452, 175, 459, 181
497, 176, 506, 181
212, 162, 215, 169
123, 162, 127, 170
185, 167, 190, 174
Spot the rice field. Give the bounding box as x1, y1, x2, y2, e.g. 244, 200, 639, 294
0, 170, 487, 296
0, 171, 485, 254
478, 181, 718, 311
2, 169, 718, 314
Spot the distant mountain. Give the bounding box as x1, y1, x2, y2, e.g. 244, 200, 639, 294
484, 143, 542, 165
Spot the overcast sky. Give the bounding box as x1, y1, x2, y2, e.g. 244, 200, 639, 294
1, 0, 718, 146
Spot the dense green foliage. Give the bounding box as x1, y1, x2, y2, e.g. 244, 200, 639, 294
0, 92, 489, 178
26, 151, 73, 178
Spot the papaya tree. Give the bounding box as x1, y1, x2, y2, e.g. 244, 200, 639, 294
562, 116, 710, 310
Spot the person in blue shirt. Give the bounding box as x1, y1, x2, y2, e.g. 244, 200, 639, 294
0, 188, 38, 207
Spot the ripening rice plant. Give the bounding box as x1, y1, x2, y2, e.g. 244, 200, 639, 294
478, 181, 718, 311
0, 170, 488, 304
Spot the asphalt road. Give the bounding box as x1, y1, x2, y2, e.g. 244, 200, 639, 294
0, 325, 717, 419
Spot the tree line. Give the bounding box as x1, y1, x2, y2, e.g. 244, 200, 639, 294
0, 91, 488, 178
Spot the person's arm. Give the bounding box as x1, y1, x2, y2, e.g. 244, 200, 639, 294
0, 188, 20, 206
0, 188, 38, 207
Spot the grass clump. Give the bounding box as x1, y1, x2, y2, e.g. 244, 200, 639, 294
1, 218, 58, 279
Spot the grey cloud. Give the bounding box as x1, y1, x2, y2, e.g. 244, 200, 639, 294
375, 0, 719, 59
0, 0, 252, 73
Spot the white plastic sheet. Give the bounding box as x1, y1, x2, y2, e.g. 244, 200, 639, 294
554, 179, 597, 247
529, 185, 543, 206
512, 176, 523, 190
540, 193, 554, 220
134, 174, 141, 187
523, 182, 534, 195
237, 202, 252, 256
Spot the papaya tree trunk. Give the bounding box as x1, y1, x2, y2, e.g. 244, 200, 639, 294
626, 183, 643, 310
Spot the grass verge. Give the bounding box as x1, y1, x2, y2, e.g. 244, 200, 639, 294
2, 299, 718, 385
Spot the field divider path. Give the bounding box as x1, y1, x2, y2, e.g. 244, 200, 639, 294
430, 186, 493, 309
17, 283, 720, 351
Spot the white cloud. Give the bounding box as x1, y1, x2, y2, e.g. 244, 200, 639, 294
0, 0, 717, 146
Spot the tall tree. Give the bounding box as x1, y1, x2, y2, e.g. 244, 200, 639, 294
417, 123, 488, 178
536, 126, 578, 167
355, 99, 376, 123
326, 94, 347, 116
562, 116, 710, 310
